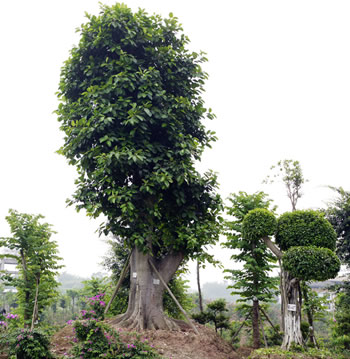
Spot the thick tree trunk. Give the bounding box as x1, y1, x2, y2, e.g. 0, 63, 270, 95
111, 247, 184, 330
281, 270, 303, 349
252, 299, 260, 349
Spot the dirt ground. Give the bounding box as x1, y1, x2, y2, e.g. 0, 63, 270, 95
51, 321, 254, 359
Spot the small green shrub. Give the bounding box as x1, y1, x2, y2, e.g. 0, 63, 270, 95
1, 327, 53, 359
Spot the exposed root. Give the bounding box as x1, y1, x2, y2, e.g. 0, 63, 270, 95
109, 311, 190, 332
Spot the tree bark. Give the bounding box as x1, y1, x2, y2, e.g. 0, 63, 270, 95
252, 299, 261, 349
301, 284, 318, 348
20, 250, 30, 324
31, 275, 40, 330
111, 247, 185, 330
197, 261, 203, 313
281, 270, 303, 349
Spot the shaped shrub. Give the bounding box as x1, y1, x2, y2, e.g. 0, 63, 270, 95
276, 210, 336, 251
242, 208, 277, 240
282, 246, 341, 281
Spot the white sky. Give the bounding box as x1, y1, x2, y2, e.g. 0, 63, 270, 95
1, 0, 350, 289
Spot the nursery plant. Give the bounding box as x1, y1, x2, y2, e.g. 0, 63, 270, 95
243, 209, 340, 349
56, 3, 221, 330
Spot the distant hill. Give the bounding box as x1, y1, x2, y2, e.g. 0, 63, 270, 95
57, 272, 87, 292
201, 281, 238, 303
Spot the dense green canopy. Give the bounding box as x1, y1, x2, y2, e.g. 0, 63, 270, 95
283, 246, 340, 281
56, 3, 222, 257
276, 210, 336, 251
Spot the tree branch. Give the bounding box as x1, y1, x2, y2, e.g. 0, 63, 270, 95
157, 250, 184, 283
262, 236, 283, 259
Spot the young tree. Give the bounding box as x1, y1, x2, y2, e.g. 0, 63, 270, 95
56, 3, 222, 330
243, 209, 340, 349
264, 159, 307, 211
0, 210, 62, 327
223, 192, 278, 348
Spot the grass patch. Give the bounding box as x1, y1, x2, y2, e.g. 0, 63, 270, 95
248, 347, 348, 359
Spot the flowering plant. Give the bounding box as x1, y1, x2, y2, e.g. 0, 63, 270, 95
0, 327, 53, 359
86, 292, 106, 320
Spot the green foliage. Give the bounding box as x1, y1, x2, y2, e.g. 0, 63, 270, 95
249, 346, 344, 359
192, 298, 230, 334
223, 193, 278, 304
326, 187, 350, 266
0, 327, 53, 359
264, 323, 283, 346
242, 208, 277, 241
0, 210, 63, 325
301, 283, 329, 323
69, 305, 162, 358
164, 275, 194, 319
191, 311, 208, 324
283, 246, 340, 281
276, 210, 337, 251
332, 283, 350, 350
56, 3, 222, 258
206, 299, 230, 333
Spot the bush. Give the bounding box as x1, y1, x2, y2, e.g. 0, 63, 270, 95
68, 319, 162, 358
1, 327, 53, 359
66, 292, 162, 358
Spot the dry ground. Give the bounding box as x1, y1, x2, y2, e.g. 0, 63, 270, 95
51, 321, 254, 359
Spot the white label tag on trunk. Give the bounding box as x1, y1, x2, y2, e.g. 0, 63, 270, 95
153, 279, 160, 285
288, 304, 296, 312
132, 272, 137, 278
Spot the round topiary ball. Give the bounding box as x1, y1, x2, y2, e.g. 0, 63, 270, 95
282, 246, 341, 281
276, 210, 336, 251
242, 208, 277, 240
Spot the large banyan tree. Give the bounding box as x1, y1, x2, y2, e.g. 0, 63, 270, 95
242, 209, 340, 349
56, 4, 222, 330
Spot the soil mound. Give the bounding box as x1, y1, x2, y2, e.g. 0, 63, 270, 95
51, 322, 253, 359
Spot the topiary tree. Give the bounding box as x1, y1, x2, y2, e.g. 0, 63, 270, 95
223, 192, 278, 348
242, 209, 340, 349
55, 3, 222, 330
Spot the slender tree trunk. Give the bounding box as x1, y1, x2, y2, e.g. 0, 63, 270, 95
197, 261, 203, 313
279, 259, 285, 332
252, 299, 260, 349
301, 284, 318, 348
31, 275, 40, 330
20, 250, 31, 324
111, 247, 184, 330
281, 270, 303, 349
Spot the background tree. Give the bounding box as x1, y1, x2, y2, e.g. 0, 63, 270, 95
223, 192, 278, 348
326, 187, 350, 265
56, 4, 222, 331
0, 210, 62, 327
243, 209, 340, 349
264, 159, 307, 211
66, 289, 80, 314
325, 187, 350, 349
